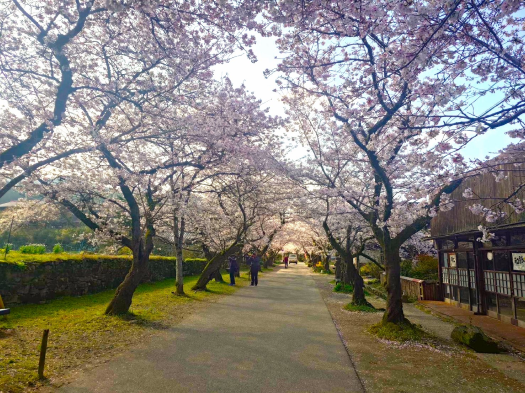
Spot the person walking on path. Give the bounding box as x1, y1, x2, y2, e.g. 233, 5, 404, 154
250, 253, 261, 286
284, 255, 289, 269
228, 256, 238, 286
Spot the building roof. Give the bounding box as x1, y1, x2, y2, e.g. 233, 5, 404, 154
427, 221, 525, 240
430, 164, 525, 238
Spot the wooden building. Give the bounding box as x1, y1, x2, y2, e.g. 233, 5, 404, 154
430, 164, 525, 328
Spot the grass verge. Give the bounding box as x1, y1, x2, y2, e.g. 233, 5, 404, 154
0, 272, 247, 393
334, 282, 353, 293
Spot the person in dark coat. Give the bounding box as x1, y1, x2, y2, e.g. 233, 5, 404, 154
250, 253, 261, 286
228, 256, 238, 286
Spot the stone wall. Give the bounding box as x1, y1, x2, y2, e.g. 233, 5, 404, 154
0, 256, 207, 305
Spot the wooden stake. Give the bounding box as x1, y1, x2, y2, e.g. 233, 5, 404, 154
38, 329, 49, 380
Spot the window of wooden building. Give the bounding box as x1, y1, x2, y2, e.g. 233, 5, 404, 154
510, 233, 525, 246
482, 235, 507, 248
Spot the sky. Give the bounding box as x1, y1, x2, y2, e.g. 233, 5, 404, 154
213, 34, 516, 163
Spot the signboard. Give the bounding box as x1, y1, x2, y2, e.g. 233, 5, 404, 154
449, 253, 457, 268
512, 253, 525, 271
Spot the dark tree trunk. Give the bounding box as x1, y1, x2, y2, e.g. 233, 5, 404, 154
192, 243, 241, 290
324, 255, 330, 272
335, 256, 342, 282
213, 268, 225, 282
382, 245, 405, 323
341, 254, 369, 306
352, 272, 370, 306
342, 258, 351, 285
105, 240, 151, 315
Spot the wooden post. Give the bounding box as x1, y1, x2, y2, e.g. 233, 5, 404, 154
0, 294, 5, 309
38, 329, 50, 380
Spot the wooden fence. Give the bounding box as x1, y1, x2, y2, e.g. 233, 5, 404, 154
380, 273, 441, 301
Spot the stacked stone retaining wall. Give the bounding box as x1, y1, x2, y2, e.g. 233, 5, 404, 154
0, 256, 207, 305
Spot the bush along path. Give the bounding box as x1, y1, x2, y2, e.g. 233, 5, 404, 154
0, 272, 246, 393
312, 273, 525, 392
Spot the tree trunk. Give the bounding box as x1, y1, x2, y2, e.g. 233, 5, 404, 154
175, 246, 184, 294
213, 268, 225, 282
174, 215, 185, 295
351, 272, 370, 306
324, 255, 330, 272
335, 256, 342, 282
263, 258, 269, 269
105, 242, 150, 315
382, 245, 405, 323
342, 257, 351, 285
192, 243, 241, 290
342, 254, 369, 306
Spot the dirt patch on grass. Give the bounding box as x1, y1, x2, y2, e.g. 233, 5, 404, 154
312, 274, 525, 393
1, 272, 249, 393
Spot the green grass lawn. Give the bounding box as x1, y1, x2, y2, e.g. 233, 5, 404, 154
0, 272, 248, 392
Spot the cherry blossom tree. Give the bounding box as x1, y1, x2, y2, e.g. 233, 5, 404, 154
0, 0, 262, 203
2, 0, 271, 314
190, 171, 262, 289
153, 78, 282, 295
263, 0, 525, 323
34, 74, 280, 313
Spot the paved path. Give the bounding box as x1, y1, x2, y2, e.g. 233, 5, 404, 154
59, 263, 363, 393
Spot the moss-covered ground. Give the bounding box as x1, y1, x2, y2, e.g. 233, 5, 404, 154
368, 320, 433, 342
0, 271, 248, 393
344, 303, 382, 313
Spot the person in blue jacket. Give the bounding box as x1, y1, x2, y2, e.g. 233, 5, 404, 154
228, 255, 238, 286
250, 253, 261, 286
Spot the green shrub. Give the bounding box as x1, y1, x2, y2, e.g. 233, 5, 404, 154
334, 282, 353, 293
400, 259, 413, 277
118, 246, 133, 255
53, 243, 64, 253
19, 244, 46, 254
360, 262, 382, 279
0, 243, 12, 255
411, 254, 438, 281
399, 255, 439, 281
